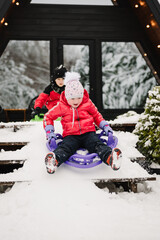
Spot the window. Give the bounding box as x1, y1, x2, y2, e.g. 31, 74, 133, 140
101, 42, 156, 109
63, 45, 90, 92
0, 40, 49, 109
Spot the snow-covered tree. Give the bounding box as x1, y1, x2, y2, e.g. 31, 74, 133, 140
0, 40, 50, 108
72, 42, 156, 108
102, 42, 156, 109
70, 46, 90, 92
134, 86, 160, 164
0, 52, 37, 108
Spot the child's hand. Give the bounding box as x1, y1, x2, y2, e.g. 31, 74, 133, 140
99, 120, 113, 136
46, 131, 57, 141
31, 107, 41, 118
45, 125, 57, 140
103, 125, 113, 136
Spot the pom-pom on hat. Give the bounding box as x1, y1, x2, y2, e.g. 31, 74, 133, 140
64, 72, 84, 100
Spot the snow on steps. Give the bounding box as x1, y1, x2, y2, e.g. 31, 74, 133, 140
0, 121, 156, 193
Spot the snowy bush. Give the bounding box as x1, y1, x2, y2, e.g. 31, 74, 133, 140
134, 86, 160, 164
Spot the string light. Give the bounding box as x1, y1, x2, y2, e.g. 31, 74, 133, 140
146, 24, 150, 28
154, 71, 157, 75
16, 2, 20, 5
144, 53, 147, 57
4, 22, 8, 26
12, 0, 16, 3
150, 19, 156, 27
1, 18, 5, 24
157, 45, 160, 48
139, 0, 145, 6
135, 4, 139, 8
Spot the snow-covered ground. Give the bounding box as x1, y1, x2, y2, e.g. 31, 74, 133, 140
0, 119, 160, 240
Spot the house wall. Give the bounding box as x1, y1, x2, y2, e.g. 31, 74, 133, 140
1, 4, 150, 119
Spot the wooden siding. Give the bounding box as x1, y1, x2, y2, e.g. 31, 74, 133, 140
7, 4, 142, 41
0, 0, 10, 20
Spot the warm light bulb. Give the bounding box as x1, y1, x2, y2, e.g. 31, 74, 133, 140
151, 20, 156, 27
4, 22, 8, 26
144, 53, 147, 57
157, 45, 160, 48
135, 4, 139, 8
16, 2, 19, 5
12, 0, 16, 3
154, 71, 157, 75
139, 0, 145, 6
146, 24, 150, 28
1, 18, 5, 24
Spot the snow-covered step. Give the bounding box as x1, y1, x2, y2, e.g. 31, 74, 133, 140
0, 159, 26, 165
93, 176, 156, 193
129, 156, 146, 162
0, 180, 31, 193
0, 181, 21, 193
0, 170, 32, 193
0, 142, 28, 151
110, 123, 136, 132
0, 122, 35, 129
0, 159, 26, 174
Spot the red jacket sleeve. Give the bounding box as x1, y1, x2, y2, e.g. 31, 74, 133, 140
34, 93, 49, 109
87, 99, 104, 127
43, 102, 62, 129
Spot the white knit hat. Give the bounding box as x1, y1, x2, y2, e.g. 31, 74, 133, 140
64, 72, 84, 100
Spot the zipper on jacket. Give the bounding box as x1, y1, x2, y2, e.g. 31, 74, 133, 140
76, 109, 82, 134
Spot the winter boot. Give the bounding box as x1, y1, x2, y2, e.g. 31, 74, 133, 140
106, 148, 122, 170
45, 152, 58, 174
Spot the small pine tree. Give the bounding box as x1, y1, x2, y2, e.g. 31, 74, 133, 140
134, 86, 160, 164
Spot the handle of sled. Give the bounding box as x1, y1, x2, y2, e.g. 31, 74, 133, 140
46, 133, 63, 151
98, 130, 118, 149
46, 138, 57, 151
66, 152, 102, 168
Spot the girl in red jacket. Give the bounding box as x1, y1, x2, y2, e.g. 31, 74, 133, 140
31, 65, 67, 118
44, 72, 122, 174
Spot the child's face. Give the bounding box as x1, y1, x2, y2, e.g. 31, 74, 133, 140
67, 98, 83, 108
55, 78, 64, 87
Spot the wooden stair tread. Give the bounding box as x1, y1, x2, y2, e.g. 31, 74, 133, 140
0, 180, 31, 193
110, 123, 136, 126
0, 124, 34, 129
129, 156, 146, 162
0, 142, 28, 145
93, 177, 156, 193
0, 159, 26, 165
93, 177, 156, 183
0, 142, 28, 151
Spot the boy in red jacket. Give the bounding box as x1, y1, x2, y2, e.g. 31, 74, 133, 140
31, 65, 67, 118
44, 72, 122, 174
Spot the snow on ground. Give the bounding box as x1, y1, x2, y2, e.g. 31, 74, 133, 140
0, 119, 160, 240
109, 111, 141, 124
